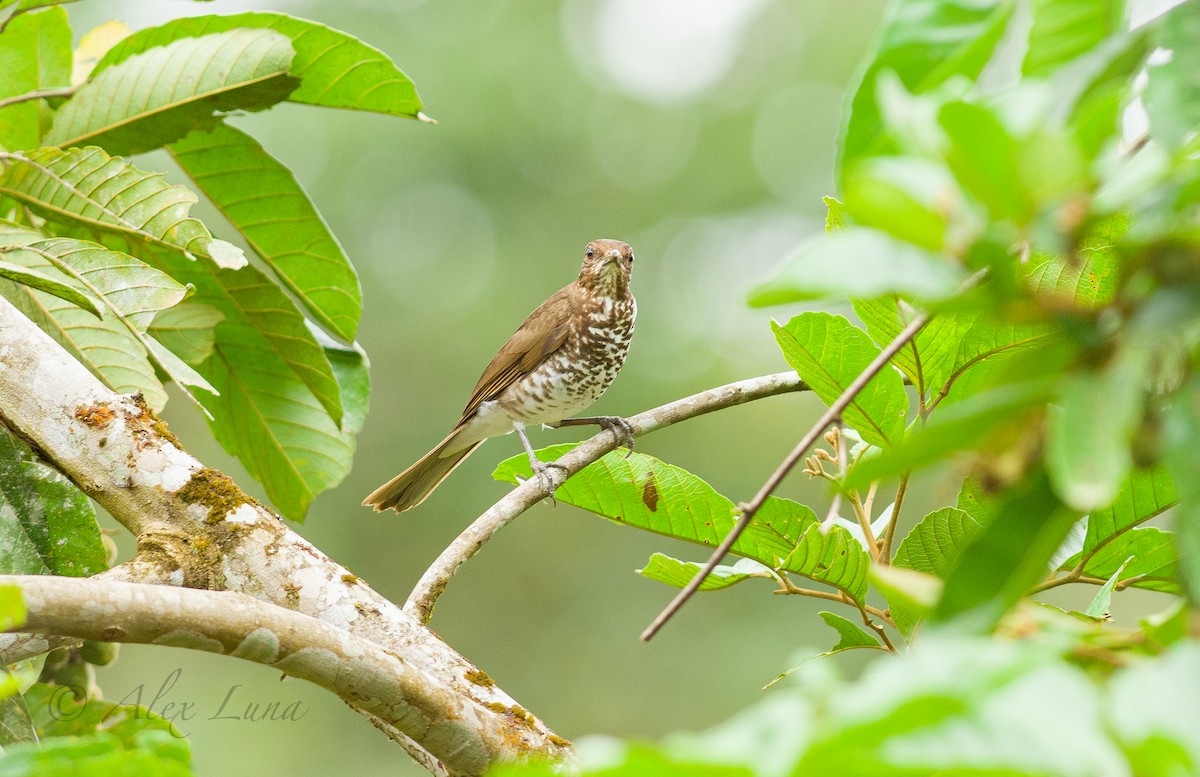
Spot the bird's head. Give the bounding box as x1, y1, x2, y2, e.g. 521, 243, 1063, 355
577, 239, 634, 296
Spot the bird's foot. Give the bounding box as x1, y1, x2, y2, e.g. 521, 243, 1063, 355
529, 458, 570, 504
594, 416, 636, 456
551, 415, 636, 456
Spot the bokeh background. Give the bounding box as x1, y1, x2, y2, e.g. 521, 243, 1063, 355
62, 1, 1167, 774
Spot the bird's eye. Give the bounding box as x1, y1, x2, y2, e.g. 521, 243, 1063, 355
628, 253, 635, 263
586, 247, 595, 258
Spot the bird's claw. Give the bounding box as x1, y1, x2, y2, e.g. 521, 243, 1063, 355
596, 416, 636, 456
530, 459, 570, 505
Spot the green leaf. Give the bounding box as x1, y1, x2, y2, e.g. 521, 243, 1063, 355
770, 312, 909, 448
823, 195, 845, 233
838, 0, 1014, 180
0, 425, 106, 577
493, 446, 869, 601
155, 252, 352, 520
1024, 215, 1126, 307
0, 585, 24, 631
0, 232, 191, 409
1082, 466, 1176, 554
147, 302, 223, 365
0, 254, 102, 316
748, 228, 964, 306
933, 469, 1081, 631
0, 6, 70, 151
0, 146, 243, 263
842, 158, 962, 252
321, 337, 370, 438
169, 122, 361, 340
1067, 527, 1179, 594
46, 29, 298, 156
939, 101, 1032, 222
796, 635, 1126, 776
1165, 376, 1200, 603
95, 12, 424, 119
1023, 0, 1127, 77
0, 732, 195, 776
1047, 356, 1145, 511
889, 507, 981, 634
893, 507, 981, 577
846, 378, 1054, 488
818, 610, 882, 653
1082, 556, 1131, 618
1144, 0, 1200, 151
1109, 644, 1200, 775
638, 554, 770, 592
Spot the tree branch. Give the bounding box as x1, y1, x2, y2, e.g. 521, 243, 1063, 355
0, 296, 568, 775
404, 371, 807, 623
640, 312, 931, 641
1, 574, 531, 776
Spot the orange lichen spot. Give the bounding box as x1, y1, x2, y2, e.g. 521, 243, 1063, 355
74, 404, 116, 429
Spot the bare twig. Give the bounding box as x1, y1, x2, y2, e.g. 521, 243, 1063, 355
0, 87, 75, 111
640, 313, 931, 641
405, 372, 809, 623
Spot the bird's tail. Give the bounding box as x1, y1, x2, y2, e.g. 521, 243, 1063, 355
363, 428, 484, 513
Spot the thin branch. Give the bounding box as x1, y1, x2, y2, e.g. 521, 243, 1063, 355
878, 473, 910, 564
0, 87, 75, 111
0, 574, 516, 777
405, 371, 808, 623
772, 576, 892, 623
847, 490, 878, 561
640, 313, 932, 641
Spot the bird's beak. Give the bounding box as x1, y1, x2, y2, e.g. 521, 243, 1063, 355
602, 249, 622, 265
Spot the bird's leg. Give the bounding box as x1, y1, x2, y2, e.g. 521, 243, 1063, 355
549, 416, 636, 456
514, 422, 568, 499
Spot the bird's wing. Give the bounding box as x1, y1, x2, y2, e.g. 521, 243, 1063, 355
458, 285, 574, 421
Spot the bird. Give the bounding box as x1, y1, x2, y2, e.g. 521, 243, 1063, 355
364, 239, 637, 513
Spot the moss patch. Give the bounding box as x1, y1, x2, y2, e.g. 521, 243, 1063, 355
177, 468, 253, 524
464, 669, 494, 688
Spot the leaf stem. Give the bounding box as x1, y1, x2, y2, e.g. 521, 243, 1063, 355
641, 312, 932, 641
0, 87, 75, 111
878, 473, 910, 563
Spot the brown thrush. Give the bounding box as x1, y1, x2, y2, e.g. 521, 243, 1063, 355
364, 239, 637, 513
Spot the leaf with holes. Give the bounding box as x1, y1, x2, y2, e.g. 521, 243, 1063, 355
169, 123, 361, 340
494, 446, 868, 600
0, 425, 105, 578
771, 312, 908, 448
0, 146, 243, 263
95, 12, 424, 119
46, 29, 298, 156
0, 5, 70, 151
638, 554, 772, 592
